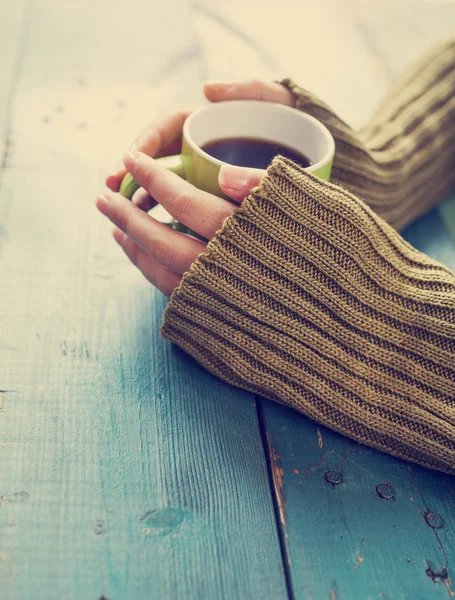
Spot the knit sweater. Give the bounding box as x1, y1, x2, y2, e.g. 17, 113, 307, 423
162, 39, 455, 474
281, 37, 455, 231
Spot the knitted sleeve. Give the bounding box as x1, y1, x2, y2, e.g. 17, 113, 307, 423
162, 157, 455, 475
280, 37, 455, 231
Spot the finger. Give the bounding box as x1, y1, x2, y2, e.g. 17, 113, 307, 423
106, 139, 186, 192
123, 151, 235, 239
107, 141, 185, 192
204, 80, 295, 106
105, 111, 190, 191
113, 228, 181, 297
131, 186, 157, 212
130, 111, 190, 155
155, 139, 183, 159
106, 167, 128, 192
218, 165, 266, 203
130, 135, 190, 210
96, 192, 206, 274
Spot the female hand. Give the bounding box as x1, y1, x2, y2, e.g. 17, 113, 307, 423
98, 80, 295, 296
97, 149, 265, 296
105, 79, 295, 194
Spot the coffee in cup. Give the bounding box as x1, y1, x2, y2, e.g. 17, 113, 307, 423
119, 100, 335, 201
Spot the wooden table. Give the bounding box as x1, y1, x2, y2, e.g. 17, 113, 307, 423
1, 1, 455, 598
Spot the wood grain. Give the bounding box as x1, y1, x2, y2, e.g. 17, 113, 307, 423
0, 1, 287, 598
259, 398, 455, 600
2, 0, 455, 598
0, 1, 28, 131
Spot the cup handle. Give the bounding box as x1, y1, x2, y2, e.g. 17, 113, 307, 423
119, 154, 185, 199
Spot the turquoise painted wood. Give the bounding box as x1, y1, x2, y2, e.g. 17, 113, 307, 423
0, 1, 287, 599
439, 193, 455, 248
0, 271, 287, 599
259, 198, 455, 600
2, 0, 455, 598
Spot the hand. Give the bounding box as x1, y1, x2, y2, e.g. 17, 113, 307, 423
98, 80, 294, 295
96, 151, 264, 296
105, 79, 295, 196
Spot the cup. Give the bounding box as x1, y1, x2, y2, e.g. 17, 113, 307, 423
119, 100, 335, 204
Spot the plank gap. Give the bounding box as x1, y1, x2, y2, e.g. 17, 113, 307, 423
256, 397, 295, 600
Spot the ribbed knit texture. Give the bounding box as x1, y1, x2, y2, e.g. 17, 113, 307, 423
280, 37, 455, 231
162, 157, 455, 474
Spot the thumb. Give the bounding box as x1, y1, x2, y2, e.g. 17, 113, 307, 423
218, 165, 266, 203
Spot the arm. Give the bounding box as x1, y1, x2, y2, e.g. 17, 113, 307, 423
280, 37, 455, 231
99, 39, 455, 474
162, 157, 455, 475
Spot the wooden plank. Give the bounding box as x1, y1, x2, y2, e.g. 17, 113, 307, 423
259, 400, 455, 600
0, 1, 288, 598
259, 206, 455, 600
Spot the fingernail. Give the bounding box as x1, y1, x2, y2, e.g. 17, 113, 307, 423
124, 150, 144, 168
218, 165, 248, 192
112, 228, 125, 246
106, 161, 125, 180
204, 80, 234, 91
125, 150, 138, 161
105, 170, 122, 188
95, 194, 111, 215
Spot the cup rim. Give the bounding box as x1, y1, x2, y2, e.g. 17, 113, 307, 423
182, 100, 335, 173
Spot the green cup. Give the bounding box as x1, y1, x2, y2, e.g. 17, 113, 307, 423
120, 100, 335, 224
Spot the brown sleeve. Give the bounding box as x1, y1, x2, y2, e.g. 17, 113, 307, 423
162, 157, 455, 475
280, 37, 455, 231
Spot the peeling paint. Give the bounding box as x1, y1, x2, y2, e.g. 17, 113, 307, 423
426, 561, 448, 583
266, 433, 286, 529
60, 340, 93, 360
317, 427, 324, 449
301, 449, 351, 477
354, 553, 364, 569
409, 467, 451, 583
0, 491, 30, 506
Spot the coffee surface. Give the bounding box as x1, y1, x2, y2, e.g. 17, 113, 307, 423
201, 137, 311, 169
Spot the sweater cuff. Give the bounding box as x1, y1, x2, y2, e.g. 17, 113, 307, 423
162, 157, 455, 474
279, 78, 358, 143
279, 38, 455, 232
